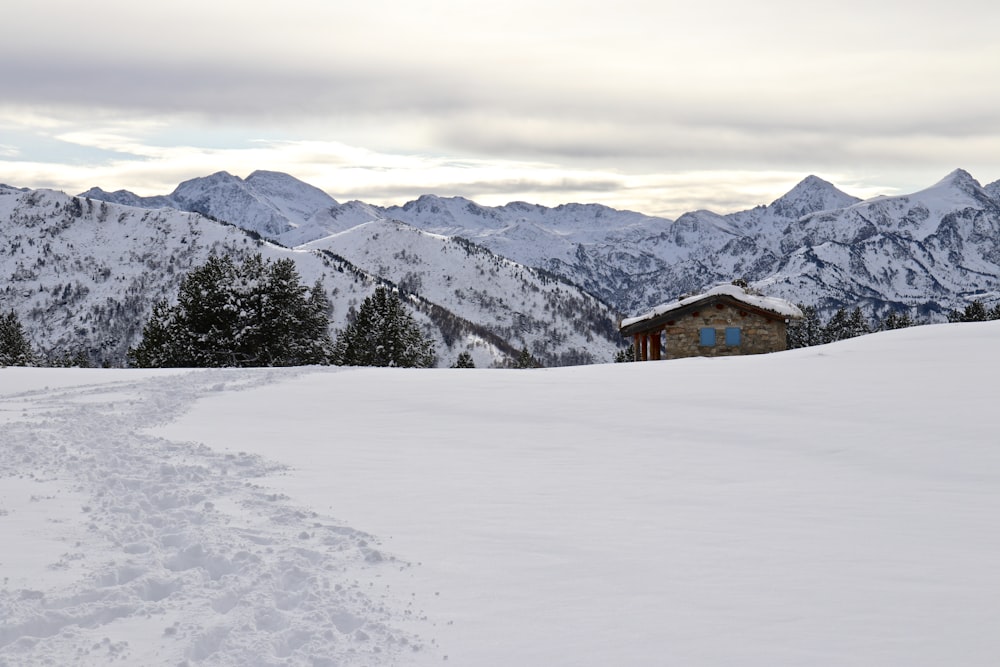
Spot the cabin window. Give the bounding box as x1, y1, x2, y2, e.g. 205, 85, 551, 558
699, 328, 716, 346
725, 327, 742, 346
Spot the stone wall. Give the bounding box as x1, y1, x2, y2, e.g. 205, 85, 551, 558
660, 301, 788, 360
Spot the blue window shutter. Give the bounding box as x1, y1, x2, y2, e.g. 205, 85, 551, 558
725, 327, 741, 346
699, 328, 716, 346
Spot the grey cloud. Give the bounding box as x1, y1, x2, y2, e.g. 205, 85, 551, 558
3, 57, 475, 118
4, 36, 999, 217
432, 105, 1000, 178
332, 177, 625, 203
7, 47, 999, 163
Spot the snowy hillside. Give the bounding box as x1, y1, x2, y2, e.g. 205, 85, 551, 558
0, 188, 287, 363
0, 188, 616, 366
3, 322, 999, 666
305, 220, 619, 366
82, 169, 1000, 321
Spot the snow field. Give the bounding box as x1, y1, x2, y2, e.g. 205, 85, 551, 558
3, 321, 1000, 665
160, 322, 1000, 666
1, 369, 433, 666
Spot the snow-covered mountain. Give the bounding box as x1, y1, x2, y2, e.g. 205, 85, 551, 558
378, 197, 673, 312
378, 172, 1000, 320
0, 188, 620, 366
8, 166, 999, 367
80, 177, 674, 308
83, 169, 1000, 322
758, 169, 1000, 315
80, 171, 342, 239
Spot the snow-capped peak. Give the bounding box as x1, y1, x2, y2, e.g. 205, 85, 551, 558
168, 171, 247, 206
906, 168, 995, 212
244, 170, 338, 207
768, 175, 862, 220
77, 186, 164, 209
243, 170, 340, 226
85, 171, 342, 238
927, 168, 983, 196
172, 170, 241, 193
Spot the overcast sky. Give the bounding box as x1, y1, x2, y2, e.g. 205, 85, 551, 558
2, 0, 998, 218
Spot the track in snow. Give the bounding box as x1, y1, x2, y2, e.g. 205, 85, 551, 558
0, 369, 436, 666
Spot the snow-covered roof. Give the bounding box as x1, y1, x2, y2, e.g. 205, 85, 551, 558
620, 284, 803, 331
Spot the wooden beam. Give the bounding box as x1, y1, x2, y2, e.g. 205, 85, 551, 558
650, 331, 661, 360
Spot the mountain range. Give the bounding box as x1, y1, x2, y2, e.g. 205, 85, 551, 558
0, 185, 617, 366
2, 168, 998, 366
83, 168, 1000, 319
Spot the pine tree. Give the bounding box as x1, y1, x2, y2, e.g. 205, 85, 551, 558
331, 286, 436, 368
173, 254, 241, 366
129, 254, 333, 367
451, 351, 475, 368
822, 307, 870, 343
878, 310, 915, 331
512, 346, 539, 368
822, 308, 849, 344
613, 344, 636, 362
129, 300, 180, 367
0, 310, 34, 366
845, 307, 871, 338
47, 350, 92, 368
294, 279, 336, 365
787, 304, 823, 348
948, 300, 991, 323
237, 258, 332, 366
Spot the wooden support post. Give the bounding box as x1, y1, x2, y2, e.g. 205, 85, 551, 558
650, 331, 661, 360
633, 334, 641, 361
639, 333, 648, 361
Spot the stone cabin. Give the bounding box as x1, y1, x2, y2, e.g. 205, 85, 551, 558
619, 284, 802, 361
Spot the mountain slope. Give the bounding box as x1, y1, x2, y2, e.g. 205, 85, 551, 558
305, 219, 620, 366
0, 188, 367, 364
985, 178, 1000, 202
0, 189, 615, 366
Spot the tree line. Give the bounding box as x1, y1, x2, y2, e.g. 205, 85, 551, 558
786, 299, 1000, 349
6, 255, 999, 368
2, 255, 441, 369
128, 254, 440, 368
0, 310, 95, 367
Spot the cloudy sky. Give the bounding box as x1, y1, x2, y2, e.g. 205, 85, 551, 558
2, 0, 998, 218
